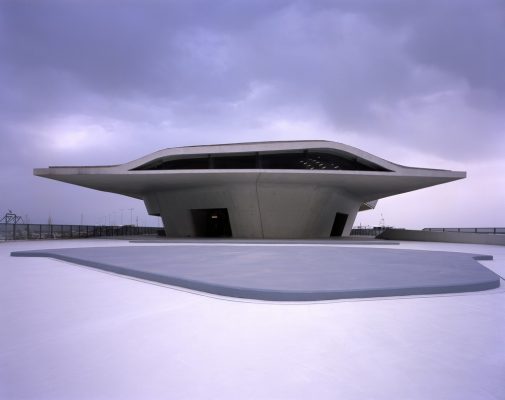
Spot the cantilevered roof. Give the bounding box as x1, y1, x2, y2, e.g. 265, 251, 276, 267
34, 141, 466, 203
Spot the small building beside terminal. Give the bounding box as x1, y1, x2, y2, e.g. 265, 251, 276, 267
34, 141, 465, 239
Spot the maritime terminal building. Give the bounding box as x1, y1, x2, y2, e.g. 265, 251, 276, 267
34, 141, 465, 239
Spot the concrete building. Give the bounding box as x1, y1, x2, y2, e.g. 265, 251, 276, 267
34, 141, 465, 238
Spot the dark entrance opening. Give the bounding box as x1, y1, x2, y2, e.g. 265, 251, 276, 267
191, 208, 232, 238
331, 212, 348, 237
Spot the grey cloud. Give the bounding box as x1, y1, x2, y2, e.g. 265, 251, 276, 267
1, 0, 504, 224
335, 0, 505, 95
2, 1, 504, 118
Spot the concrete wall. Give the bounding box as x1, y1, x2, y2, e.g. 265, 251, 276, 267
150, 183, 263, 238
143, 181, 361, 239
378, 229, 505, 246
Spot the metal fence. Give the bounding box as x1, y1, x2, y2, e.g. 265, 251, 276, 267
0, 224, 161, 241
350, 227, 388, 237
423, 227, 505, 235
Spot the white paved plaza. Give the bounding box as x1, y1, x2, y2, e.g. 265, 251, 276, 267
1, 239, 504, 400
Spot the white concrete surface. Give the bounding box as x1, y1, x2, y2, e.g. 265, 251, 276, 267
1, 239, 504, 400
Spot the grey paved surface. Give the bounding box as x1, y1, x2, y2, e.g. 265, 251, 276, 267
11, 245, 500, 301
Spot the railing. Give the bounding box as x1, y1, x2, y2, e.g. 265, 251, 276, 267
0, 224, 161, 241
350, 227, 389, 237
423, 227, 505, 235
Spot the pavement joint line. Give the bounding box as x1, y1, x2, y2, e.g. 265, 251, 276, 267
129, 241, 401, 246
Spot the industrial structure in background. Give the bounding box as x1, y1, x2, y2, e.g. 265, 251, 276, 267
0, 210, 160, 241
0, 210, 24, 224
34, 141, 465, 239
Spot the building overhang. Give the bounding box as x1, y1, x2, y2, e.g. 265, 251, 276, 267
34, 140, 466, 204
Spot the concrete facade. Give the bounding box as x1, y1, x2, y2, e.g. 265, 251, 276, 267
34, 141, 465, 239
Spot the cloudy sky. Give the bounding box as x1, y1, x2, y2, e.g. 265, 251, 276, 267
1, 0, 504, 228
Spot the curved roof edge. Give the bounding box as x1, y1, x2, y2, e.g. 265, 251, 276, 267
124, 141, 397, 171
34, 140, 466, 183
